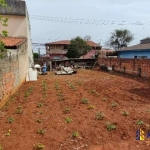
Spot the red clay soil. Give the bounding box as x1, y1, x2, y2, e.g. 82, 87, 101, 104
0, 69, 150, 150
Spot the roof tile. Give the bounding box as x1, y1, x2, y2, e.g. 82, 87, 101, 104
0, 37, 27, 47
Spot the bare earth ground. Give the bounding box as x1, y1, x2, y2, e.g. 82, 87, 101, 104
0, 69, 150, 150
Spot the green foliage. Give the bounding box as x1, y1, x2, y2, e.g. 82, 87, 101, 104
111, 102, 118, 107
81, 98, 89, 104
65, 117, 72, 123
37, 129, 45, 135
0, 0, 9, 58
7, 117, 14, 124
72, 131, 79, 138
136, 120, 144, 126
106, 29, 134, 50
33, 53, 39, 59
63, 107, 70, 114
106, 122, 116, 131
95, 112, 104, 120
0, 145, 3, 150
34, 143, 45, 149
36, 119, 42, 123
122, 111, 129, 116
15, 106, 23, 114
66, 36, 91, 58
37, 103, 43, 108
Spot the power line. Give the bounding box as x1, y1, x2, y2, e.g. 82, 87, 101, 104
29, 15, 150, 26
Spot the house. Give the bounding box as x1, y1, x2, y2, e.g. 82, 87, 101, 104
0, 0, 33, 66
45, 40, 101, 60
0, 0, 33, 104
117, 38, 150, 59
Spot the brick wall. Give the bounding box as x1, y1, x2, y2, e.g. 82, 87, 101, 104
0, 42, 28, 107
98, 57, 150, 78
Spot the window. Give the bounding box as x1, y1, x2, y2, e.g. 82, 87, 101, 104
134, 56, 137, 58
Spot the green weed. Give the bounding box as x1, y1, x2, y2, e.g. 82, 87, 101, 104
136, 120, 144, 126
81, 98, 89, 104
36, 119, 42, 123
0, 146, 3, 150
72, 131, 79, 138
34, 143, 45, 149
15, 106, 23, 114
37, 103, 43, 108
37, 129, 45, 135
63, 107, 70, 114
111, 102, 118, 107
122, 111, 129, 116
7, 117, 14, 124
106, 122, 116, 131
95, 112, 105, 120
65, 117, 72, 123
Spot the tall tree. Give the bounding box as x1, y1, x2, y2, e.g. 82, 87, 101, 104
66, 36, 91, 58
0, 0, 9, 58
106, 29, 134, 50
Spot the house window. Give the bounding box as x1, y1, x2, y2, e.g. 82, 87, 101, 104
47, 46, 50, 50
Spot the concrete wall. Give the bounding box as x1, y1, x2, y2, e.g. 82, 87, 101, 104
0, 15, 27, 37
118, 50, 150, 58
0, 42, 28, 107
98, 57, 150, 78
0, 0, 26, 16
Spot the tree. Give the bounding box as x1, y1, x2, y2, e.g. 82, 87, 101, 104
106, 29, 134, 50
33, 53, 39, 59
66, 36, 91, 58
0, 0, 9, 58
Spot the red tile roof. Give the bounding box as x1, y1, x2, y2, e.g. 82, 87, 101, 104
80, 50, 98, 59
46, 40, 101, 47
0, 37, 27, 47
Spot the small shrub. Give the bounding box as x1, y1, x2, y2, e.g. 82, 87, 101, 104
0, 146, 3, 150
7, 117, 14, 124
122, 111, 129, 116
106, 122, 116, 131
87, 105, 94, 109
72, 131, 78, 138
34, 143, 45, 149
65, 117, 72, 123
63, 107, 70, 114
102, 97, 108, 102
37, 103, 43, 108
95, 112, 104, 120
136, 120, 144, 126
37, 129, 45, 135
36, 119, 42, 123
81, 98, 89, 104
111, 102, 118, 107
90, 90, 96, 93
15, 106, 23, 114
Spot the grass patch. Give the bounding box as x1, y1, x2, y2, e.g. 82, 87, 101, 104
106, 122, 116, 131
7, 117, 14, 124
81, 98, 89, 104
34, 143, 45, 149
95, 112, 105, 120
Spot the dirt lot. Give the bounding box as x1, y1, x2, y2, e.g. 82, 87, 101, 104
0, 69, 150, 150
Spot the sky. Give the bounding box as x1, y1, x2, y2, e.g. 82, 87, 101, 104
25, 0, 150, 54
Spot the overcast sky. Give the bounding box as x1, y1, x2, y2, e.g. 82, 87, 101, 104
25, 0, 150, 54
